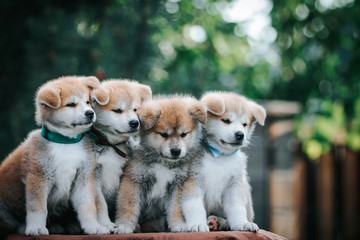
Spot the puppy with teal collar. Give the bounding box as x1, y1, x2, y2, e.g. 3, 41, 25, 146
0, 76, 109, 236
179, 91, 266, 232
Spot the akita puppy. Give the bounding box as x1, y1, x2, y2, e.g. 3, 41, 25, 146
113, 96, 206, 234
89, 80, 152, 229
180, 92, 266, 232
0, 76, 109, 236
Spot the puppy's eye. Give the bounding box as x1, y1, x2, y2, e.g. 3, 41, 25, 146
243, 123, 248, 127
134, 108, 137, 112
180, 133, 187, 138
159, 132, 168, 139
86, 101, 91, 105
221, 119, 231, 124
113, 109, 123, 114
66, 103, 77, 108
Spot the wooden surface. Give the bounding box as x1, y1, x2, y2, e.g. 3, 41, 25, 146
5, 230, 287, 240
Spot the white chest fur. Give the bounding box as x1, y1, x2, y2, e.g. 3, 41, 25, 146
148, 163, 176, 199
46, 141, 88, 202
200, 151, 247, 212
96, 146, 127, 199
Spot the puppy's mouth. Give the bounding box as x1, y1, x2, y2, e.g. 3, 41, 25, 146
115, 129, 138, 135
161, 154, 181, 161
220, 139, 242, 147
71, 121, 93, 128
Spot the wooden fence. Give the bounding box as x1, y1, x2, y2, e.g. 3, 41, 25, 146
293, 146, 360, 240
261, 101, 360, 240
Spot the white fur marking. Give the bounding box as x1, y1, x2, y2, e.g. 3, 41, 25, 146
97, 147, 127, 199
25, 212, 49, 236
149, 164, 176, 199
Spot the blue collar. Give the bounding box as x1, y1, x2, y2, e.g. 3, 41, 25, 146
201, 134, 238, 157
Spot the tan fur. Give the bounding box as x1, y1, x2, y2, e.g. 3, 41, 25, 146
83, 174, 97, 215
202, 91, 266, 126
79, 76, 101, 90
37, 88, 61, 108
201, 93, 225, 115
91, 88, 110, 106
148, 97, 202, 135
167, 190, 184, 224
92, 79, 151, 111
35, 76, 100, 125
187, 101, 207, 124
181, 173, 200, 199
139, 102, 162, 130
116, 166, 139, 222
25, 161, 46, 212
0, 144, 27, 209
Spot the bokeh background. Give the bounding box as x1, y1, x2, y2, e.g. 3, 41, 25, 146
0, 0, 359, 239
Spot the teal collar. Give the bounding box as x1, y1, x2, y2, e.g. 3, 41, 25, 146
201, 133, 238, 157
41, 125, 84, 144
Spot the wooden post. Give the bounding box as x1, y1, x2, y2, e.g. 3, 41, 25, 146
342, 148, 359, 240
294, 155, 307, 240
317, 151, 336, 240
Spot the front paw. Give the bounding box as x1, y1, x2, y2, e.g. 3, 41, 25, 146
230, 222, 259, 232
187, 223, 209, 232
102, 221, 116, 233
83, 224, 109, 235
25, 226, 49, 236
169, 222, 187, 232
113, 223, 134, 234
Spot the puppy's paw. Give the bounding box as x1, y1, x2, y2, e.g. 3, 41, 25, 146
83, 224, 109, 235
25, 226, 49, 236
169, 222, 187, 232
230, 222, 259, 232
113, 224, 134, 234
187, 223, 209, 232
102, 221, 117, 233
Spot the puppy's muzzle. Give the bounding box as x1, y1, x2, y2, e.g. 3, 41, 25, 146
85, 110, 95, 121
170, 148, 181, 157
235, 131, 244, 141
129, 120, 139, 129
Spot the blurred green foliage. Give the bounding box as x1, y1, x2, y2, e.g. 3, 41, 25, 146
296, 98, 360, 159
0, 0, 359, 160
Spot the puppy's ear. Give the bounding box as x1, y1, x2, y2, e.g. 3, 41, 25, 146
188, 101, 206, 124
91, 88, 110, 105
201, 94, 225, 115
37, 87, 61, 108
139, 102, 161, 130
80, 76, 100, 90
248, 100, 266, 126
137, 84, 152, 103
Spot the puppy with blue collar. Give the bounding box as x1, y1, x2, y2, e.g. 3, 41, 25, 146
179, 91, 266, 232
0, 76, 109, 236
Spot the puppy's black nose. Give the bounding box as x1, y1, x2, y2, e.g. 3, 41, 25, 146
85, 110, 94, 120
235, 131, 244, 140
170, 148, 181, 157
129, 120, 139, 129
